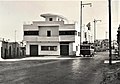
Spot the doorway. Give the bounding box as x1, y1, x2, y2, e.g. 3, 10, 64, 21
60, 44, 69, 56
30, 45, 38, 56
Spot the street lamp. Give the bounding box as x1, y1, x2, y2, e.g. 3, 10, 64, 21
108, 0, 112, 65
93, 19, 101, 42
15, 30, 17, 42
80, 1, 92, 45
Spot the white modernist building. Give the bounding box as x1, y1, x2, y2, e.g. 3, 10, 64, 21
23, 13, 80, 56
0, 41, 2, 59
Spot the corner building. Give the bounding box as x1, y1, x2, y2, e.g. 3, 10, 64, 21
23, 13, 80, 56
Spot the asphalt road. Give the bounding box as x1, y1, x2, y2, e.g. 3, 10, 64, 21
0, 52, 108, 84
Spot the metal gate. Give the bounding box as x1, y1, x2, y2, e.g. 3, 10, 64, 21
60, 44, 69, 56
30, 45, 38, 56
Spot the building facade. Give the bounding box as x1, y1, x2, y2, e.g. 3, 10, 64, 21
23, 13, 80, 56
1, 41, 26, 59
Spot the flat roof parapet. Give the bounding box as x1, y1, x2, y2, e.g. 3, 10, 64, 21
40, 13, 68, 21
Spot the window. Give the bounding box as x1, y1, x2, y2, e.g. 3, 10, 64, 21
59, 31, 77, 35
76, 46, 78, 51
24, 31, 39, 36
41, 46, 57, 51
50, 46, 57, 51
47, 31, 51, 37
41, 46, 49, 50
49, 18, 53, 21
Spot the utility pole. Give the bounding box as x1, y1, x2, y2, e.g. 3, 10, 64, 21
88, 34, 90, 43
80, 1, 92, 54
80, 1, 92, 44
80, 1, 82, 46
15, 30, 17, 42
15, 30, 17, 57
93, 19, 101, 42
108, 0, 112, 65
91, 36, 93, 43
106, 31, 108, 39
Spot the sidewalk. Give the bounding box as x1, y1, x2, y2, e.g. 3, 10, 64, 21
102, 54, 120, 84
0, 56, 80, 62
100, 63, 120, 84
104, 54, 120, 64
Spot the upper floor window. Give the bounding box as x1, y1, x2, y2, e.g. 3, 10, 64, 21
49, 18, 53, 21
24, 31, 39, 36
47, 31, 51, 37
59, 31, 77, 35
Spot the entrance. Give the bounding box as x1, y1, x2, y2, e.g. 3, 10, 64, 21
30, 45, 38, 56
60, 44, 69, 56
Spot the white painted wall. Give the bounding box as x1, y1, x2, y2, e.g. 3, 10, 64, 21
23, 25, 39, 31
69, 43, 74, 55
26, 42, 40, 55
23, 16, 80, 56
75, 35, 80, 56
26, 42, 60, 56
24, 36, 59, 42
39, 26, 59, 36
73, 42, 80, 56
59, 35, 75, 42
26, 42, 30, 55
32, 21, 64, 26
59, 24, 75, 31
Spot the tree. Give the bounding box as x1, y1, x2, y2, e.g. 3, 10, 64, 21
117, 25, 120, 44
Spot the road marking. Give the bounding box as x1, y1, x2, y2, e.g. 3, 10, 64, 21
104, 60, 120, 64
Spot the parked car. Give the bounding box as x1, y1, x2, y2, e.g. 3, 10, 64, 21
80, 44, 95, 57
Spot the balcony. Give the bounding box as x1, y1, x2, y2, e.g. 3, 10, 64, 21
23, 36, 59, 42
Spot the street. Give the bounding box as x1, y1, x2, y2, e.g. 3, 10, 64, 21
0, 52, 108, 84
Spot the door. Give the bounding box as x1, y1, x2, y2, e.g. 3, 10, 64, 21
60, 45, 69, 55
30, 45, 38, 56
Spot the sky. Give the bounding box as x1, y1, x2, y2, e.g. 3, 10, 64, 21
0, 0, 119, 42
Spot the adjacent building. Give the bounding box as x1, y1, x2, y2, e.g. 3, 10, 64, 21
1, 41, 26, 59
94, 39, 109, 52
23, 13, 80, 56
